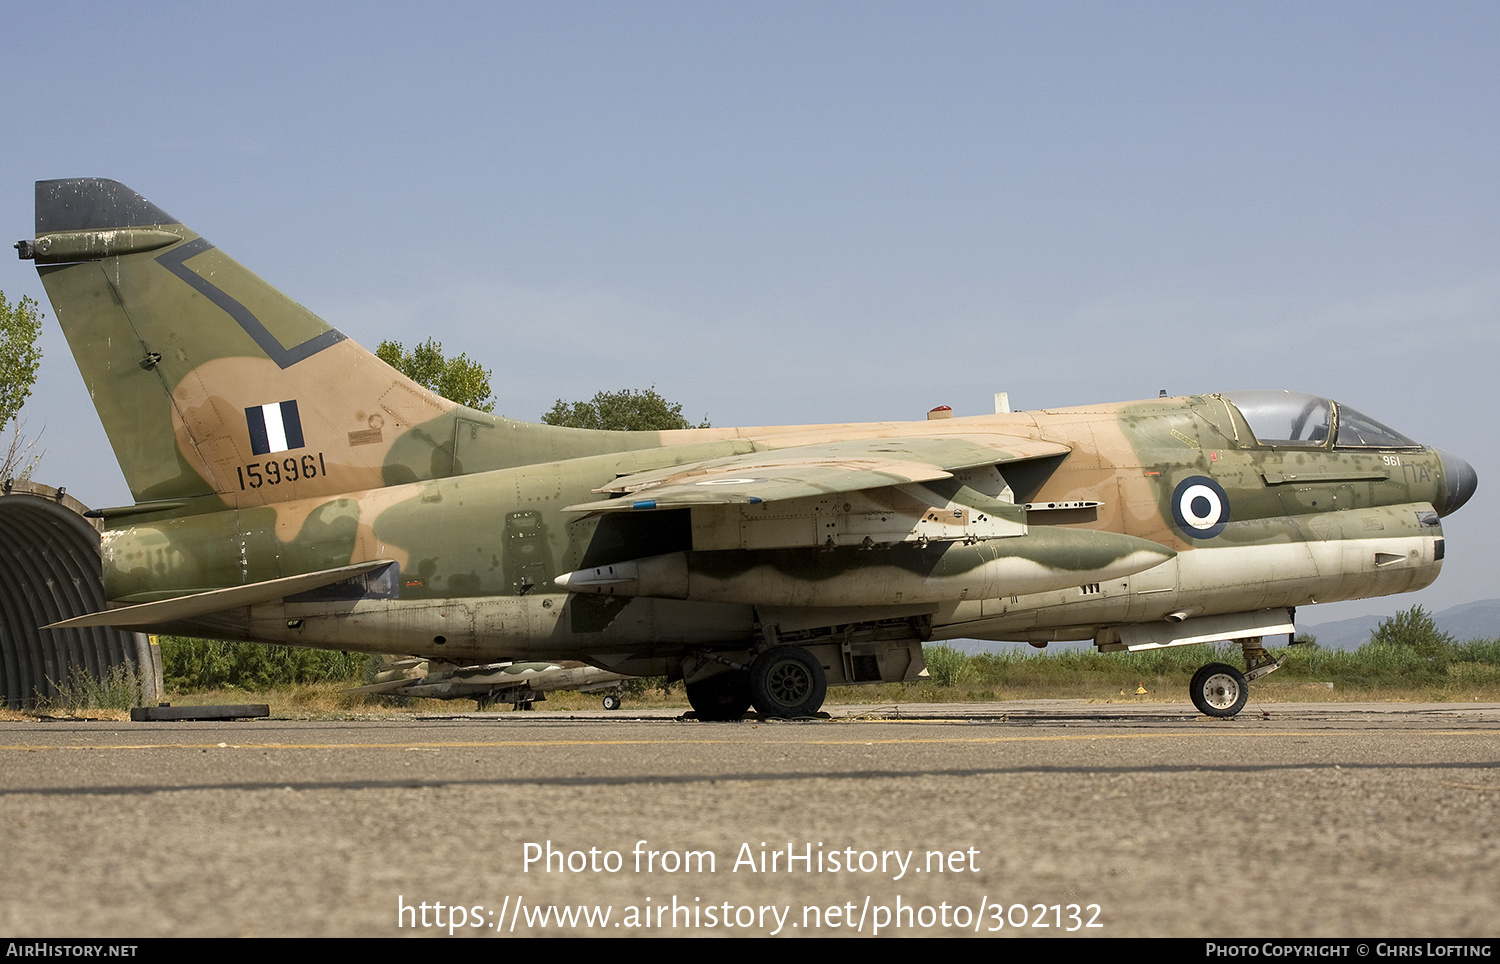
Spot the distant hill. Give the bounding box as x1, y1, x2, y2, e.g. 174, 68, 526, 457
1301, 599, 1500, 651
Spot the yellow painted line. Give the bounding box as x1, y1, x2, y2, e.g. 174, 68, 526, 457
0, 730, 1490, 752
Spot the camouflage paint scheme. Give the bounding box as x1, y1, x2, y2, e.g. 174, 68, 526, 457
347, 658, 629, 710
23, 179, 1476, 718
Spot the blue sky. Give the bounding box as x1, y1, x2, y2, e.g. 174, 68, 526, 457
3, 1, 1495, 623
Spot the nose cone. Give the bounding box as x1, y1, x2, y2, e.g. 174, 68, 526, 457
1436, 449, 1478, 516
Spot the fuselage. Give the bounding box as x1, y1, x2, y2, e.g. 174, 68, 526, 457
96, 391, 1465, 669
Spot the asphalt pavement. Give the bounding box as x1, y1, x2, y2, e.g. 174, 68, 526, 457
2, 700, 1496, 938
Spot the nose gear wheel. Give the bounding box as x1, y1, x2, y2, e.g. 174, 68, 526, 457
1190, 662, 1248, 718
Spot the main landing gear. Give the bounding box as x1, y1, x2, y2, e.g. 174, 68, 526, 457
685, 645, 829, 721
1189, 637, 1285, 718
685, 670, 752, 721
748, 646, 826, 718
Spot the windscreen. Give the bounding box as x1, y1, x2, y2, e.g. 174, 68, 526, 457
1333, 404, 1420, 448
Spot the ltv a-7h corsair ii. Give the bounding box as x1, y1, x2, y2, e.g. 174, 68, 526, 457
20, 179, 1477, 719
348, 657, 630, 711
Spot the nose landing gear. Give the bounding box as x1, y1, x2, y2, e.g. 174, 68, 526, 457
1188, 637, 1285, 718
1189, 663, 1247, 717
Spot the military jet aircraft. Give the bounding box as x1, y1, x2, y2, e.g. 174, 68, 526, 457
348, 658, 630, 711
22, 178, 1476, 720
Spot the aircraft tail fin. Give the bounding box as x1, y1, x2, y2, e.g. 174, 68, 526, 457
23, 178, 468, 505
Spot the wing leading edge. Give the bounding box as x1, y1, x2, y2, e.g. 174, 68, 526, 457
565, 435, 1071, 512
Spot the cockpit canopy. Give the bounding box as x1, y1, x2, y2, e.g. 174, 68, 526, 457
1223, 390, 1421, 450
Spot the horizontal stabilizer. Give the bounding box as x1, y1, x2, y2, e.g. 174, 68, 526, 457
45, 560, 397, 629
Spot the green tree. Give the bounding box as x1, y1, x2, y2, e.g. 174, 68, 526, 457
1368, 605, 1455, 657
1, 292, 44, 481
376, 337, 494, 412
541, 387, 709, 431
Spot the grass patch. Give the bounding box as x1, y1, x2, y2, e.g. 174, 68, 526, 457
10, 620, 1500, 721
144, 640, 1500, 717
4, 665, 151, 720
879, 639, 1500, 705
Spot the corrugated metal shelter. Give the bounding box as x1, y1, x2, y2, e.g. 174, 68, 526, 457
0, 479, 159, 707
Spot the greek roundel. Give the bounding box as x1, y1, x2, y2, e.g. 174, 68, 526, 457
1171, 475, 1230, 539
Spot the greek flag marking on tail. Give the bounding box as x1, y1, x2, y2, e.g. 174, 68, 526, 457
246, 400, 305, 455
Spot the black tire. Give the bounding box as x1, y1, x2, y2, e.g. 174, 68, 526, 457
749, 646, 827, 718
686, 672, 751, 721
602, 694, 622, 711
1190, 662, 1248, 718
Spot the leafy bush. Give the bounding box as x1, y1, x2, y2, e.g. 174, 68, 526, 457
621, 675, 671, 697
160, 637, 368, 691
1368, 605, 1455, 657
923, 645, 974, 686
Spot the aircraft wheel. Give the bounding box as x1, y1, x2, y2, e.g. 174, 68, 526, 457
686, 672, 751, 721
602, 694, 622, 711
1190, 663, 1248, 718
749, 646, 826, 718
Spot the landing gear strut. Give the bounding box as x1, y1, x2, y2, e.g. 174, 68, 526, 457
1188, 636, 1286, 718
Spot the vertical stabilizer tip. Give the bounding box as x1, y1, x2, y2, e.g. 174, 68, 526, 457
35, 178, 178, 234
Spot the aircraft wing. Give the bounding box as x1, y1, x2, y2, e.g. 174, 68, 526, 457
565, 435, 1070, 512
44, 560, 397, 629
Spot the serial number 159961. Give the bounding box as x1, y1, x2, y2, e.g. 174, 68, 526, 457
237, 452, 327, 490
